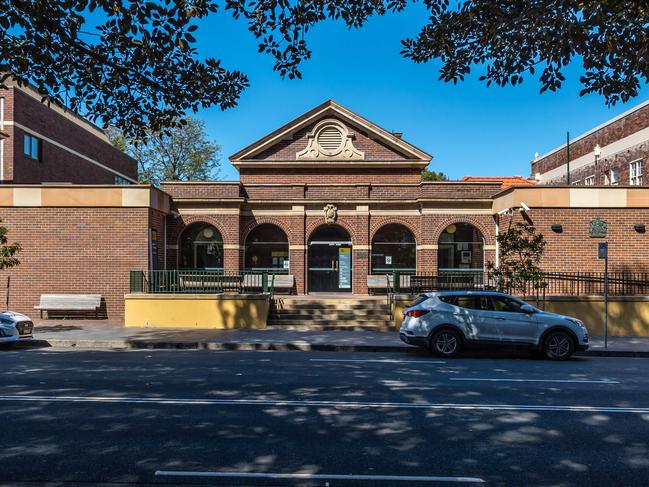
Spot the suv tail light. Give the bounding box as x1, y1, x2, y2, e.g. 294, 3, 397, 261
406, 309, 430, 318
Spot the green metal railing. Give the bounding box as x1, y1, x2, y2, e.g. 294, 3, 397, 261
129, 270, 279, 295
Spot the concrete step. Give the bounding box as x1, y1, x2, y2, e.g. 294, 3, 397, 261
267, 318, 394, 327
270, 311, 392, 320
273, 303, 390, 312
266, 324, 395, 332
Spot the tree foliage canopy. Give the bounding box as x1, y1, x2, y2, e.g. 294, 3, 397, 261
2, 1, 647, 136
0, 220, 21, 271
107, 118, 221, 185
487, 222, 547, 295
1, 0, 248, 138
422, 168, 448, 181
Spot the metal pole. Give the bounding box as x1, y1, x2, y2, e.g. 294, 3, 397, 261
566, 131, 571, 185
604, 254, 609, 348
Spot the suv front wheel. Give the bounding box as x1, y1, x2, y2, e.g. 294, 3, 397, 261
430, 329, 462, 358
543, 331, 575, 360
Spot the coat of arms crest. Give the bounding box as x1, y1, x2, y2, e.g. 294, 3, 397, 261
324, 204, 337, 224
589, 217, 607, 238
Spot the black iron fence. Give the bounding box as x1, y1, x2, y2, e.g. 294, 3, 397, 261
539, 272, 649, 296
129, 270, 280, 294
387, 271, 649, 297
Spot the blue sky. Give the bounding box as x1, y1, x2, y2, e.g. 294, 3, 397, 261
193, 3, 649, 181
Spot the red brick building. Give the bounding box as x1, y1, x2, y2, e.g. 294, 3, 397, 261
163, 100, 499, 295
0, 80, 137, 184
2, 98, 649, 322
532, 100, 649, 186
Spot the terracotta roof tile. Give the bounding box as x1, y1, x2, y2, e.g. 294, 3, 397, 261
462, 175, 536, 189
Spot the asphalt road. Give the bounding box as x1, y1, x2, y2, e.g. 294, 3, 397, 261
1, 348, 649, 487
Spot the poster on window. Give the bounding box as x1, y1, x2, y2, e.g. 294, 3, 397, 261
338, 247, 351, 289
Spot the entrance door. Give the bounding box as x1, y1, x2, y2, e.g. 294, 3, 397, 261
308, 226, 352, 293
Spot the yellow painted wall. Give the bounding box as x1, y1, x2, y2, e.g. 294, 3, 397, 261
543, 298, 649, 337
393, 295, 417, 330
125, 294, 269, 329
391, 294, 649, 337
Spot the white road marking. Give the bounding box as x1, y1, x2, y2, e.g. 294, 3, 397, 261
450, 378, 620, 384
310, 358, 446, 364
0, 394, 647, 413
154, 470, 485, 483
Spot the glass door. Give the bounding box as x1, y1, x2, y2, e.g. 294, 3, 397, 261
308, 225, 353, 293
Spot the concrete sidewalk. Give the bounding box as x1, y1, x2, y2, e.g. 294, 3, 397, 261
5, 321, 648, 357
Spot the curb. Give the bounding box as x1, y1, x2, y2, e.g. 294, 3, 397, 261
12, 339, 649, 357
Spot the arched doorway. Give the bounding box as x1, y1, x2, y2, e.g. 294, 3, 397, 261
179, 223, 224, 270
244, 224, 289, 273
437, 222, 484, 274
308, 225, 352, 292
371, 224, 416, 274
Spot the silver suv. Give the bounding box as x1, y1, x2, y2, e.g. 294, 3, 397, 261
400, 291, 589, 360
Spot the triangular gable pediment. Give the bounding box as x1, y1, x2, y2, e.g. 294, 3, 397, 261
230, 100, 432, 168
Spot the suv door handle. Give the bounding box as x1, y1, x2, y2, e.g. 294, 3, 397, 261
495, 317, 506, 320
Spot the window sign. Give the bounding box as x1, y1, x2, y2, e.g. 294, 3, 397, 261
338, 247, 351, 289
385, 256, 392, 265
283, 260, 290, 270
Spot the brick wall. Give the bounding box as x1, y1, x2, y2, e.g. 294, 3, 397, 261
161, 182, 242, 200
252, 116, 412, 162
0, 207, 154, 320
239, 168, 423, 185
500, 208, 649, 273
1, 87, 137, 184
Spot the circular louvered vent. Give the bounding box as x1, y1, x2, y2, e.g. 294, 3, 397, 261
317, 126, 344, 154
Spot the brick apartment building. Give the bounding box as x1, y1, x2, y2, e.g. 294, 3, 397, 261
532, 99, 649, 186
0, 80, 137, 184
1, 97, 649, 321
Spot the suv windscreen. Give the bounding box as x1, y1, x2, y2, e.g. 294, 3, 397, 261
453, 295, 490, 311
490, 296, 526, 313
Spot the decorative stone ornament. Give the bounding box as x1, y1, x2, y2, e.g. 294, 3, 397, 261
589, 217, 607, 238
324, 204, 338, 224
296, 119, 364, 160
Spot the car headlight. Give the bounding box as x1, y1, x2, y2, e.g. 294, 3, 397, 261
566, 318, 585, 328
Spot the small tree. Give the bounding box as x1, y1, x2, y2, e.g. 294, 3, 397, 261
487, 222, 546, 295
0, 220, 21, 270
422, 169, 449, 181
107, 118, 222, 185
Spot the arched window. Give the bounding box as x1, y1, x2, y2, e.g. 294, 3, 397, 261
244, 224, 289, 273
179, 223, 223, 270
371, 224, 416, 273
437, 223, 484, 273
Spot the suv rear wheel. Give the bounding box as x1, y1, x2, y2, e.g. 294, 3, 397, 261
430, 329, 462, 358
543, 331, 575, 360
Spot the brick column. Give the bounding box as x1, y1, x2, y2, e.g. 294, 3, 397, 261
351, 206, 370, 295
222, 213, 241, 273
290, 245, 306, 294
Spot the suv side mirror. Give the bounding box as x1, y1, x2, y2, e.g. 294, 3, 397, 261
520, 304, 536, 314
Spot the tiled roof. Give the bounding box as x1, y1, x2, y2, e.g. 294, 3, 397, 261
462, 176, 536, 189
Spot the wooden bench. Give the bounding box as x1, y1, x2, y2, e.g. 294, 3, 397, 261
367, 274, 411, 292
242, 274, 294, 293
178, 274, 242, 293
34, 294, 102, 319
